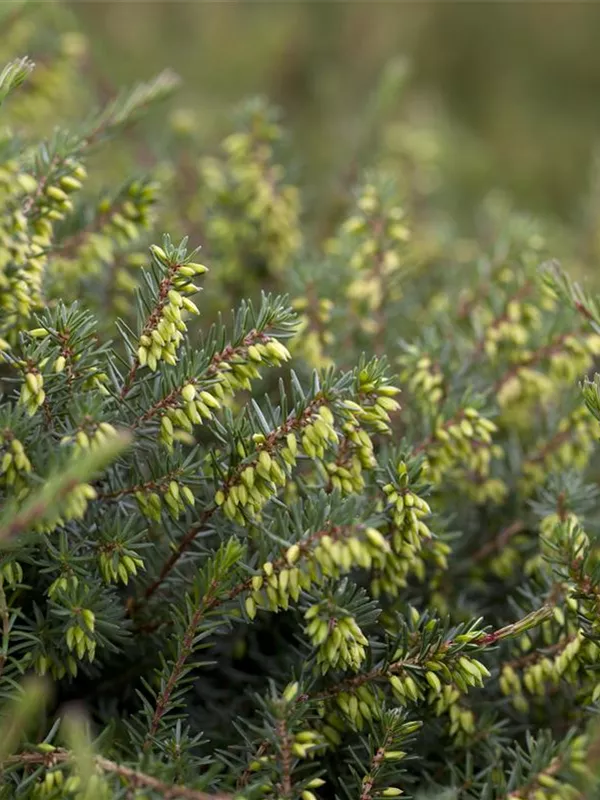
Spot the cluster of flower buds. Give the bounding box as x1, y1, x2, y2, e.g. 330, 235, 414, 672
199, 101, 301, 283
34, 482, 97, 535
344, 371, 401, 436
98, 546, 144, 586
26, 322, 111, 395
51, 178, 158, 311
0, 433, 31, 488
500, 632, 591, 711
0, 205, 41, 339
331, 685, 387, 732
136, 244, 207, 372
81, 368, 111, 397
0, 559, 23, 588
217, 440, 293, 525
311, 527, 390, 579
65, 608, 96, 662
325, 420, 376, 496
383, 462, 433, 547
486, 542, 525, 582
4, 257, 44, 340
135, 478, 195, 522
423, 407, 500, 491
462, 473, 507, 506
213, 335, 292, 397
389, 650, 490, 713
329, 184, 408, 337
99, 178, 158, 244
370, 462, 435, 597
497, 368, 553, 415
425, 673, 477, 744
388, 671, 423, 705
0, 156, 84, 337
289, 733, 326, 762
291, 296, 335, 371
35, 160, 86, 224
244, 527, 392, 619
216, 402, 337, 524
539, 510, 580, 541
398, 353, 444, 413
40, 773, 110, 799
521, 407, 600, 495
32, 766, 68, 797
371, 538, 451, 600
244, 553, 307, 619
14, 163, 85, 336
444, 697, 475, 743
319, 710, 346, 746
30, 743, 110, 799
539, 514, 589, 562
541, 519, 600, 644
19, 368, 45, 416
34, 649, 80, 680
0, 159, 36, 198
478, 297, 541, 361
304, 603, 369, 674
300, 405, 338, 459
60, 420, 118, 454
499, 663, 529, 714
497, 333, 600, 422
47, 573, 79, 600
338, 182, 409, 272
32, 652, 53, 678
157, 382, 220, 451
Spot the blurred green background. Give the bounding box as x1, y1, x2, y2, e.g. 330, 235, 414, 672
70, 1, 600, 225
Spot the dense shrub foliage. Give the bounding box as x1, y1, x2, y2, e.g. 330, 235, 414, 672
4, 15, 600, 800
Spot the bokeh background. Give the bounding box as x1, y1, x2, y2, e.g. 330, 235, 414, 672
71, 1, 600, 225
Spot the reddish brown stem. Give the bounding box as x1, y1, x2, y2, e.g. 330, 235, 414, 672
120, 261, 182, 401
7, 750, 229, 800
472, 520, 526, 564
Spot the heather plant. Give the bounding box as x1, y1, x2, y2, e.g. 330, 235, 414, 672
4, 22, 600, 800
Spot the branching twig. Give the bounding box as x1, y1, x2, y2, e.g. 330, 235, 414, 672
471, 520, 526, 564
5, 750, 231, 800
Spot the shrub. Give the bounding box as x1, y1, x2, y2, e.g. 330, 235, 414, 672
3, 33, 600, 800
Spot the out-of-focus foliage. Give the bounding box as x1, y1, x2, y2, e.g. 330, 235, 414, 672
71, 1, 600, 223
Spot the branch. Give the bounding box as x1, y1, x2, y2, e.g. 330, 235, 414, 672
275, 717, 293, 799
6, 750, 231, 800
471, 520, 526, 564
360, 733, 393, 800
137, 395, 327, 607
469, 280, 534, 361
0, 583, 10, 681
96, 468, 185, 501
492, 331, 574, 394
121, 259, 184, 399
505, 755, 565, 800
301, 603, 557, 704
0, 432, 131, 542
133, 327, 275, 428
134, 505, 217, 609
142, 578, 220, 750
133, 518, 355, 625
